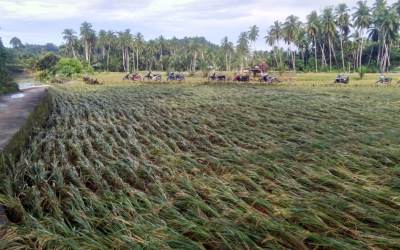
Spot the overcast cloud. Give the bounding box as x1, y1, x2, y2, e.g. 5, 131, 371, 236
0, 0, 396, 48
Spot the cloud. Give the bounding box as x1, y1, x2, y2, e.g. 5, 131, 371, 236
0, 0, 397, 46
0, 0, 101, 19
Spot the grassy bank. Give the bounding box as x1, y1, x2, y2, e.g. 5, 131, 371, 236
0, 78, 400, 249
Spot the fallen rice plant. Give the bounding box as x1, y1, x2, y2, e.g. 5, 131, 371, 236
0, 82, 400, 249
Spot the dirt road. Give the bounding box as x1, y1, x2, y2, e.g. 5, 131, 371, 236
0, 87, 48, 151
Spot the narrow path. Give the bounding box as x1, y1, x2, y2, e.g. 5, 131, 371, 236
0, 86, 48, 151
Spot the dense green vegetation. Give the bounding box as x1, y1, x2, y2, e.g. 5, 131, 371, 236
1, 81, 399, 249
4, 0, 400, 79
54, 0, 400, 73
0, 38, 18, 94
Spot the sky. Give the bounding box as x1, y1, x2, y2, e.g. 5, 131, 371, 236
0, 0, 397, 48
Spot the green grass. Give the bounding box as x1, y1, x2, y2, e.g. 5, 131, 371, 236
1, 75, 400, 249
0, 82, 19, 95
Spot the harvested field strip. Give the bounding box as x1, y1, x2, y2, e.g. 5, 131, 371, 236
0, 83, 400, 249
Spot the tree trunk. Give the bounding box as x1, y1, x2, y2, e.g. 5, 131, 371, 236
340, 36, 345, 72
126, 48, 130, 73
132, 51, 136, 72
122, 48, 126, 72
225, 52, 228, 71
160, 47, 163, 71
273, 48, 278, 68
320, 43, 327, 68
229, 51, 232, 71
106, 46, 110, 72
136, 48, 139, 71
328, 37, 332, 72
85, 40, 89, 62
359, 31, 364, 70
314, 36, 318, 73
71, 42, 77, 58
292, 51, 296, 73
367, 46, 374, 66
193, 51, 197, 72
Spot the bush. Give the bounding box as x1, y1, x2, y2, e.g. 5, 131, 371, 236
81, 61, 94, 75
358, 66, 367, 79
56, 58, 83, 77
0, 38, 12, 85
36, 53, 59, 71
0, 82, 19, 94
35, 70, 52, 82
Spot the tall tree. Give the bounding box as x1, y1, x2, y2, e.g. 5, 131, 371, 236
134, 33, 144, 71
248, 25, 259, 52
353, 1, 371, 70
118, 29, 132, 73
9, 37, 23, 49
98, 30, 107, 61
306, 11, 320, 72
371, 1, 400, 72
321, 7, 337, 72
283, 15, 301, 72
221, 37, 233, 71
105, 31, 115, 72
80, 21, 96, 64
266, 21, 282, 68
0, 38, 11, 83
335, 4, 351, 72
62, 29, 78, 58
157, 35, 165, 71
237, 32, 249, 71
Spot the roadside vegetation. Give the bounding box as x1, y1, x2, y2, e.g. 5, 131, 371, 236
0, 38, 18, 94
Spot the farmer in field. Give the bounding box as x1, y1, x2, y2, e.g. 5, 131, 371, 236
259, 61, 269, 74
259, 61, 270, 81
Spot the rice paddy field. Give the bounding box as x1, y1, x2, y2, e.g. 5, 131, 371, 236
1, 73, 400, 249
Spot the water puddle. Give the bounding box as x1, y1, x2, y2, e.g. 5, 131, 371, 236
10, 93, 25, 99
18, 82, 36, 90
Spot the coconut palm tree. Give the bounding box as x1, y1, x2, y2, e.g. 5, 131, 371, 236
80, 22, 96, 64
62, 29, 78, 58
306, 11, 320, 72
221, 37, 234, 71
237, 32, 250, 71
157, 35, 165, 71
118, 29, 132, 73
335, 4, 351, 72
105, 31, 115, 72
98, 30, 107, 61
373, 5, 400, 72
248, 25, 259, 52
134, 33, 144, 71
321, 7, 337, 72
9, 37, 23, 49
266, 21, 282, 68
353, 1, 371, 70
395, 0, 400, 15
282, 15, 301, 72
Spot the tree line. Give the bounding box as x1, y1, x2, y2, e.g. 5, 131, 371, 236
265, 0, 400, 73
3, 0, 400, 74
56, 1, 400, 73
